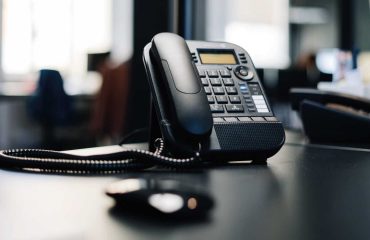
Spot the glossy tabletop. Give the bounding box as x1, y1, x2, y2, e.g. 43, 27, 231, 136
1, 141, 370, 240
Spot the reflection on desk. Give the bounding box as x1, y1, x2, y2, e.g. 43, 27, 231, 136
0, 142, 369, 240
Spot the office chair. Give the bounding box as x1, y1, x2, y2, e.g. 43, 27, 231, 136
290, 88, 370, 147
28, 69, 74, 147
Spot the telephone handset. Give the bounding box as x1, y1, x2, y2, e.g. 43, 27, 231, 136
0, 33, 285, 172
144, 32, 285, 161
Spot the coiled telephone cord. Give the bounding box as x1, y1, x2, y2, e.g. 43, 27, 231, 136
0, 139, 201, 173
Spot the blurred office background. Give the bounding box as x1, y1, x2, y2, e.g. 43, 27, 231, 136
0, 0, 369, 149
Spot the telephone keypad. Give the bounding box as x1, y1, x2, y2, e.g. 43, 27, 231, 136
199, 66, 271, 119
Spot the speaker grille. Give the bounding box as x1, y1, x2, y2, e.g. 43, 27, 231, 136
214, 122, 285, 151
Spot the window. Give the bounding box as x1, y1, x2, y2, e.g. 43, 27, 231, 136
2, 0, 112, 79
205, 0, 290, 69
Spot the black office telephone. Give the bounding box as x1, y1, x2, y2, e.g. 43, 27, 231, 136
0, 33, 285, 172
144, 32, 285, 162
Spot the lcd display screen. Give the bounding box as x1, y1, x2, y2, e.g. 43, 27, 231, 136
198, 51, 238, 64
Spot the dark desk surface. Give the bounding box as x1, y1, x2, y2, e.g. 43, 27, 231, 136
1, 142, 370, 240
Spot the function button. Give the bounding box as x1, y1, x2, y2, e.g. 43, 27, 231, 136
226, 66, 233, 71
238, 53, 246, 56
229, 96, 241, 103
239, 87, 249, 94
249, 84, 262, 95
219, 69, 231, 77
252, 95, 264, 100
254, 99, 266, 105
225, 87, 238, 95
245, 99, 253, 104
224, 117, 238, 122
226, 104, 244, 113
216, 95, 228, 104
251, 117, 265, 122
238, 117, 252, 122
257, 109, 269, 113
198, 69, 206, 77
213, 87, 225, 95
222, 78, 234, 86
210, 104, 224, 113
204, 87, 212, 95
207, 70, 219, 78
207, 95, 215, 103
246, 103, 255, 108
213, 117, 224, 123
243, 94, 251, 99
248, 108, 256, 112
201, 78, 209, 86
234, 66, 254, 81
210, 78, 222, 86
265, 117, 278, 122
256, 104, 268, 109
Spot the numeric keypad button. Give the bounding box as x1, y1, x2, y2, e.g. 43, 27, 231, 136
201, 78, 209, 86
213, 87, 225, 95
229, 96, 241, 103
210, 104, 224, 113
226, 87, 238, 95
219, 69, 231, 77
226, 104, 244, 113
216, 95, 228, 104
198, 69, 206, 77
210, 78, 222, 86
207, 70, 219, 78
223, 78, 234, 86
204, 87, 212, 95
207, 96, 215, 103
